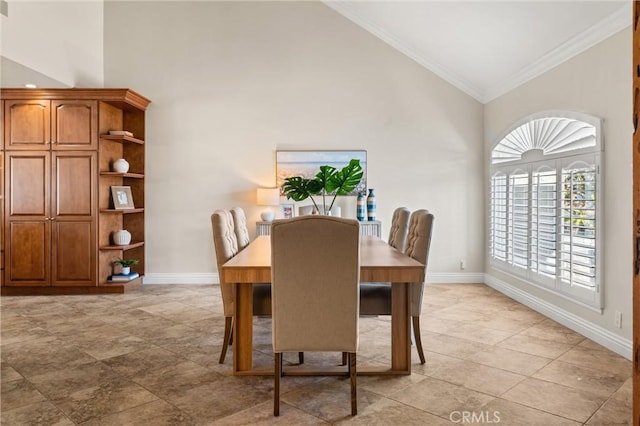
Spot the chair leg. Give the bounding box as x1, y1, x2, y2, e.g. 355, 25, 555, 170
219, 316, 233, 364
274, 352, 281, 416
281, 353, 284, 377
298, 352, 304, 364
349, 352, 357, 416
412, 316, 426, 364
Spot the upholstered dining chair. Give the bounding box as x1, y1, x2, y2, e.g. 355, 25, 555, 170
387, 207, 410, 252
211, 209, 271, 364
230, 207, 251, 251
359, 209, 434, 364
271, 216, 360, 416
360, 207, 410, 316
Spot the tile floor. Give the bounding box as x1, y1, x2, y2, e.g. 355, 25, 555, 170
0, 283, 632, 425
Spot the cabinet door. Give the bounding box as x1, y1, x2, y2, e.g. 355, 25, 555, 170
5, 152, 50, 286
51, 152, 96, 285
4, 100, 50, 150
52, 100, 97, 150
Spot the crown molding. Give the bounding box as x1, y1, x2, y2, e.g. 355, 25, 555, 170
483, 2, 631, 103
323, 1, 631, 104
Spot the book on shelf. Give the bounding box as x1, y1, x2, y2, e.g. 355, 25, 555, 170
108, 130, 134, 137
107, 272, 140, 282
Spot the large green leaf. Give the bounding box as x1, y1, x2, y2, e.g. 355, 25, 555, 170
314, 165, 337, 192
326, 159, 363, 195
282, 177, 313, 202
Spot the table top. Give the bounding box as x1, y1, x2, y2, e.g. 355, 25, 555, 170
222, 235, 425, 284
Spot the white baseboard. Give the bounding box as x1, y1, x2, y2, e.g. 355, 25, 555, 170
143, 273, 217, 285
484, 273, 632, 360
427, 272, 484, 284
141, 272, 632, 360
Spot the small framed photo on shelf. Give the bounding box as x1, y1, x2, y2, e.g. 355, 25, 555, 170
111, 186, 135, 210
281, 203, 294, 219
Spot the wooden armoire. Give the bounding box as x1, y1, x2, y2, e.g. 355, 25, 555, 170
0, 89, 150, 295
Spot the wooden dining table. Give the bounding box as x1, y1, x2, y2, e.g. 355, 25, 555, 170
221, 235, 425, 376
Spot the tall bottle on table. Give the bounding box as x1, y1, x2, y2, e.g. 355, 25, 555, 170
357, 192, 366, 221
367, 188, 376, 221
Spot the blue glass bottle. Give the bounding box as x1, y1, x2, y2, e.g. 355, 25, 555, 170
367, 188, 376, 221
356, 192, 366, 221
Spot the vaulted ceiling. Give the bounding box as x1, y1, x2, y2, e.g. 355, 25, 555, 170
325, 1, 630, 103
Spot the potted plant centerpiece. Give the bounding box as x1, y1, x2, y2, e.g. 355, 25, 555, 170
114, 258, 139, 275
282, 159, 363, 215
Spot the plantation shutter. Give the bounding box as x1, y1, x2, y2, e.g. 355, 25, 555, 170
490, 173, 508, 262
508, 170, 529, 269
531, 167, 558, 285
559, 157, 598, 302
489, 112, 602, 309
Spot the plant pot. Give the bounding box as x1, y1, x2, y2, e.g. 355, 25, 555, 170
121, 266, 131, 275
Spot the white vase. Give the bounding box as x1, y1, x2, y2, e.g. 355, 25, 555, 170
113, 229, 132, 246
113, 158, 129, 173
121, 266, 131, 275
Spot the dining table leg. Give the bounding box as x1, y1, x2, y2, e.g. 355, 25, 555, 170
233, 282, 254, 374
391, 282, 411, 373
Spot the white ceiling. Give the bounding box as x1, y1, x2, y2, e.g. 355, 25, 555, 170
324, 1, 631, 103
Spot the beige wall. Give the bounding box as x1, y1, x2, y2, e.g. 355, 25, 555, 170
103, 1, 485, 277
0, 1, 103, 87
484, 29, 632, 339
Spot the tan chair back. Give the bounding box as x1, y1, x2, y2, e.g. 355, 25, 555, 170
211, 209, 238, 317
271, 216, 360, 352
230, 207, 251, 250
388, 207, 410, 251
405, 209, 435, 316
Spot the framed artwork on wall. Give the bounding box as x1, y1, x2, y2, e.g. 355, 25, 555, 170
276, 150, 367, 196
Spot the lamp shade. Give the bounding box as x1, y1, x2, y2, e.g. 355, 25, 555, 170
256, 187, 279, 206
257, 187, 280, 222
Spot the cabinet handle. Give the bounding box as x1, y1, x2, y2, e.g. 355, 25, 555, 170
634, 88, 639, 134
636, 236, 640, 276
636, 215, 640, 276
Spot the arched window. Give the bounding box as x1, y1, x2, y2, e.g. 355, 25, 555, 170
489, 111, 603, 309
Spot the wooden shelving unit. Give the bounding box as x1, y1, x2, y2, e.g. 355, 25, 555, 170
97, 97, 148, 291
1, 88, 150, 295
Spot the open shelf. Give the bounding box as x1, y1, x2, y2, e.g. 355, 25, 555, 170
100, 241, 144, 251
100, 171, 144, 178
100, 208, 144, 214
100, 134, 145, 145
